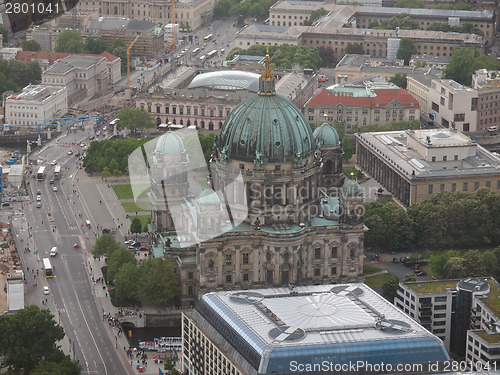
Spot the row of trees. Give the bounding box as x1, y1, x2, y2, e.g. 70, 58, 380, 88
427, 22, 484, 36
91, 234, 180, 306
83, 137, 148, 175
213, 0, 275, 19
430, 248, 500, 280
443, 47, 500, 85
365, 189, 500, 251
395, 0, 473, 9
54, 30, 127, 73
116, 107, 154, 132
0, 306, 80, 374
227, 44, 322, 70
0, 58, 42, 96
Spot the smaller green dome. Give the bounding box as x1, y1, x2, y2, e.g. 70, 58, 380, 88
198, 188, 221, 206
342, 178, 363, 196
313, 123, 340, 146
155, 132, 185, 155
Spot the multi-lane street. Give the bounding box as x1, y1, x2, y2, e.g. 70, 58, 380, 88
18, 125, 132, 375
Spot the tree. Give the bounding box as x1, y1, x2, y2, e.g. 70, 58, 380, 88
90, 233, 121, 258
31, 349, 81, 375
0, 26, 8, 43
130, 217, 142, 237
443, 257, 467, 279
143, 217, 151, 233
26, 60, 42, 84
404, 273, 417, 282
389, 73, 407, 89
345, 43, 364, 55
0, 305, 65, 373
85, 37, 107, 54
107, 247, 137, 283
396, 38, 416, 65
342, 138, 354, 161
444, 47, 478, 85
55, 30, 85, 53
308, 8, 329, 24
113, 262, 141, 304
101, 166, 111, 181
139, 258, 181, 305
22, 40, 41, 51
429, 250, 462, 279
318, 46, 336, 67
109, 38, 126, 51
382, 275, 400, 301
116, 107, 153, 132
113, 168, 122, 181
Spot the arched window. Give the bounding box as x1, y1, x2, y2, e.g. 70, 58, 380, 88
201, 121, 205, 128
180, 119, 183, 126
218, 121, 222, 129
187, 119, 191, 126
114, 5, 117, 14
194, 120, 198, 126
209, 121, 214, 130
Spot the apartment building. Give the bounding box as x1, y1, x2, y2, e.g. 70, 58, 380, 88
428, 79, 478, 132
410, 54, 451, 70
396, 280, 459, 351
42, 55, 109, 105
304, 87, 419, 129
356, 129, 500, 206
5, 85, 68, 132
472, 69, 500, 132
77, 0, 212, 31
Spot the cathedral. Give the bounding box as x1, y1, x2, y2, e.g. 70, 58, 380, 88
147, 56, 367, 307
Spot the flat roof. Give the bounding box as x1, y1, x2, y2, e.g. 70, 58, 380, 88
357, 6, 494, 19
405, 280, 459, 294
61, 55, 104, 68
356, 129, 500, 179
481, 280, 500, 318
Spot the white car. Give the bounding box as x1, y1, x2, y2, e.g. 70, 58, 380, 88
68, 150, 73, 155
50, 160, 57, 166
124, 240, 134, 245
43, 286, 50, 295
36, 195, 41, 201
53, 186, 58, 192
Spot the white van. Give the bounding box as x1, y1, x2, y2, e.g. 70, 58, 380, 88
50, 247, 58, 257
488, 125, 499, 132
86, 220, 91, 228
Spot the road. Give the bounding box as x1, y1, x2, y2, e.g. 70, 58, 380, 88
18, 125, 132, 375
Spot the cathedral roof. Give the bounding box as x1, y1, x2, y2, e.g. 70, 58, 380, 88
155, 131, 185, 155
197, 188, 221, 206
342, 178, 364, 197
313, 122, 340, 146
217, 54, 315, 163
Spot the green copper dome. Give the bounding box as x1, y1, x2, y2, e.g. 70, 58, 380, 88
342, 178, 364, 197
313, 123, 340, 146
197, 188, 221, 206
218, 56, 315, 163
155, 132, 185, 155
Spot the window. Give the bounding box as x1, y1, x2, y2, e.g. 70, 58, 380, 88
431, 156, 436, 162
156, 106, 161, 114
331, 267, 337, 275
432, 102, 439, 112
434, 321, 446, 326
331, 247, 337, 258
454, 155, 458, 161
434, 313, 446, 318
243, 273, 249, 281
454, 113, 465, 122
440, 184, 445, 192
428, 185, 433, 194
486, 181, 491, 188
188, 285, 193, 295
434, 304, 447, 310
226, 275, 232, 283
225, 254, 232, 265
314, 268, 320, 276
315, 248, 321, 259
474, 181, 479, 190
188, 272, 193, 279
435, 296, 447, 302
443, 156, 447, 161
463, 182, 468, 191
242, 253, 249, 264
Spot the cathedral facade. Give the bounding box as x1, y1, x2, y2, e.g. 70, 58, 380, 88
148, 57, 367, 307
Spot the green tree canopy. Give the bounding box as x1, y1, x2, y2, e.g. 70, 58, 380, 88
55, 30, 86, 53
116, 107, 154, 132
382, 275, 400, 301
307, 8, 329, 24
0, 305, 65, 373
389, 73, 407, 89
345, 43, 364, 55
85, 37, 107, 54
342, 138, 354, 161
395, 0, 424, 7
318, 46, 336, 67
130, 217, 142, 236
31, 349, 81, 375
396, 38, 417, 65
443, 47, 479, 85
90, 233, 122, 258
380, 14, 420, 30
22, 40, 41, 51
404, 273, 417, 282
113, 262, 142, 305
107, 247, 137, 282
435, 2, 473, 9
0, 26, 8, 43
139, 258, 181, 305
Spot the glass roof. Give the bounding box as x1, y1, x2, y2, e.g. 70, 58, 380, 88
188, 70, 260, 92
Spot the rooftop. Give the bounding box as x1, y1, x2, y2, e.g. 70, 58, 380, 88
188, 70, 260, 92
473, 331, 500, 344
405, 280, 459, 294
7, 85, 64, 102
410, 54, 451, 65
480, 280, 500, 318
89, 17, 159, 32
356, 5, 494, 19
356, 129, 500, 179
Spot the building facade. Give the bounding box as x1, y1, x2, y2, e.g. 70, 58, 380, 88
356, 129, 500, 206
146, 58, 366, 307
472, 69, 500, 132
183, 284, 450, 375
5, 85, 68, 132
304, 87, 420, 129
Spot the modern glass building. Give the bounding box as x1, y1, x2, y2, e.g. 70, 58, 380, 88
182, 284, 450, 375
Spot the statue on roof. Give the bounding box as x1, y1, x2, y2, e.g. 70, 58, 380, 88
254, 150, 263, 166
294, 152, 302, 164
220, 145, 229, 161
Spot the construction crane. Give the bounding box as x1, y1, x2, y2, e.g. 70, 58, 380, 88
171, 0, 176, 50
127, 35, 141, 90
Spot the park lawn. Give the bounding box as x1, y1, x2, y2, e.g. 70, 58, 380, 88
363, 265, 384, 275
364, 273, 392, 290
112, 184, 150, 200
132, 215, 151, 229
122, 201, 151, 212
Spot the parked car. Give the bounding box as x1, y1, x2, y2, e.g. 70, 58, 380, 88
139, 246, 148, 251
43, 286, 50, 295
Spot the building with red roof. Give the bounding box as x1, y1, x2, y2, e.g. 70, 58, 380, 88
304, 87, 420, 130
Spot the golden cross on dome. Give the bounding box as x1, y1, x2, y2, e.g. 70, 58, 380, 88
261, 43, 274, 81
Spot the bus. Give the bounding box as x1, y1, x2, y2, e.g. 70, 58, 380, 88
199, 55, 207, 63
109, 118, 119, 126
43, 258, 53, 278
37, 166, 46, 181
207, 50, 217, 59
54, 165, 61, 180
204, 34, 213, 42
192, 47, 200, 55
